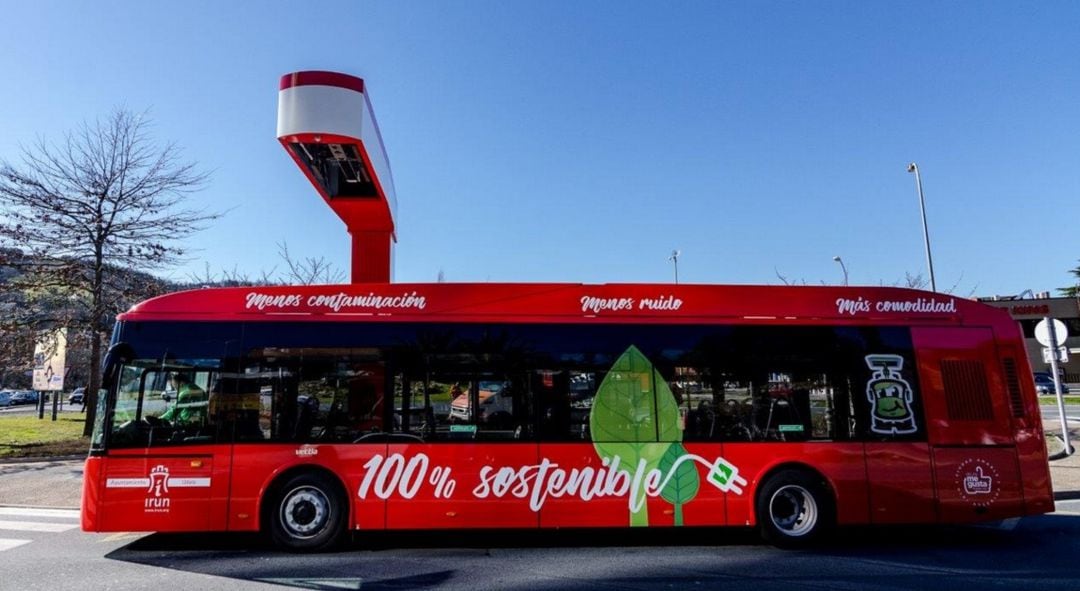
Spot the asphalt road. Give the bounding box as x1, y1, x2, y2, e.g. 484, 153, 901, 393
1041, 404, 1080, 419
0, 403, 84, 416
5, 508, 1080, 591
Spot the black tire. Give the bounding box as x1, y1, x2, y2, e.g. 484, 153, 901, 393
755, 468, 833, 547
268, 472, 348, 552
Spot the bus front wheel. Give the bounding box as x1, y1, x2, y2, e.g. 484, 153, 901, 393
269, 472, 347, 552
755, 468, 833, 547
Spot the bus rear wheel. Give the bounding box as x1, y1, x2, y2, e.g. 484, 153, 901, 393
755, 469, 833, 547
269, 472, 347, 552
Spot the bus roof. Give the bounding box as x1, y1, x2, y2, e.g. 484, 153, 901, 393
117, 283, 1013, 327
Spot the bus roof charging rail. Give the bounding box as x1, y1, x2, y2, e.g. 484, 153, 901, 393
277, 71, 398, 284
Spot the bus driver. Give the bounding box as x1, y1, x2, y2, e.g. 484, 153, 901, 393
160, 372, 208, 427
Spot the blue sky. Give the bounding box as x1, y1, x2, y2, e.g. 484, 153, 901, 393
2, 1, 1078, 296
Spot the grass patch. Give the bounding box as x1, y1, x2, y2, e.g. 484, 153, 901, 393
1039, 395, 1080, 405
0, 414, 89, 459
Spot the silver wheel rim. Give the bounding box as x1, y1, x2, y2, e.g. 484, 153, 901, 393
768, 484, 818, 537
280, 485, 331, 540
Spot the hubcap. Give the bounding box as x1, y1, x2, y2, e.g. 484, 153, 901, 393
768, 484, 818, 537
280, 485, 331, 539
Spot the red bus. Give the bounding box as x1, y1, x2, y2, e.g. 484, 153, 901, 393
81, 283, 1053, 550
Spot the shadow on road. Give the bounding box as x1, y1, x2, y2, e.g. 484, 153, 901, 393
105, 516, 1080, 591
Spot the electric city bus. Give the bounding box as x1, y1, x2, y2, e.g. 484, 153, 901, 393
81, 283, 1053, 550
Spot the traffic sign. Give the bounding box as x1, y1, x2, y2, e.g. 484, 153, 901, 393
1035, 318, 1069, 347
1043, 346, 1069, 364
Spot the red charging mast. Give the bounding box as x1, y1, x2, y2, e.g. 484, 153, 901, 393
277, 71, 397, 283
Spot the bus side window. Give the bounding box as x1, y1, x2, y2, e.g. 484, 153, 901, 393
474, 378, 531, 441
537, 370, 571, 440
391, 374, 433, 439
534, 370, 595, 441
210, 377, 264, 442
294, 393, 320, 441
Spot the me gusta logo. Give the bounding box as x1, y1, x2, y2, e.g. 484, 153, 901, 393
955, 458, 1000, 507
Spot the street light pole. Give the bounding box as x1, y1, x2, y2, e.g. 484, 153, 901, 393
832, 256, 848, 286
669, 250, 680, 285
906, 162, 937, 292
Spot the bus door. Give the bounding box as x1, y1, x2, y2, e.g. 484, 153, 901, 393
381, 373, 539, 529
912, 327, 1025, 522
98, 361, 231, 532
862, 345, 936, 524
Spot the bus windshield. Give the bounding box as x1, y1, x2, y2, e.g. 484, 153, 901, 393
107, 359, 219, 448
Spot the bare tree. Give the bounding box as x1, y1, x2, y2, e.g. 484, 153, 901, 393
188, 242, 344, 289
773, 268, 808, 286
187, 261, 275, 288
0, 298, 36, 389
277, 241, 345, 285
901, 271, 927, 290
0, 109, 217, 436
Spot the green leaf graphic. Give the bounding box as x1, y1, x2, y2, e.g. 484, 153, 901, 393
655, 363, 682, 444
591, 346, 657, 443
590, 345, 681, 526
659, 442, 700, 526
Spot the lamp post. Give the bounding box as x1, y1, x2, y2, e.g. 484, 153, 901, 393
668, 250, 680, 284
906, 162, 937, 292
832, 256, 848, 286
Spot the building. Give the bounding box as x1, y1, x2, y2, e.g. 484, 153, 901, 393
978, 292, 1080, 382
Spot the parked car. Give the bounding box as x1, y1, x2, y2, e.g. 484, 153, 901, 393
449, 381, 514, 427
68, 387, 85, 405
0, 390, 11, 407
1034, 372, 1070, 395
9, 390, 38, 405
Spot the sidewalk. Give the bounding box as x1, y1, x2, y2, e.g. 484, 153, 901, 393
1045, 417, 1080, 499
1050, 450, 1080, 500
0, 457, 84, 508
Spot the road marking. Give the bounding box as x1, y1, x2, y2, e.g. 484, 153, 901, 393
100, 532, 142, 543
0, 520, 78, 533
0, 507, 80, 519
0, 538, 32, 552
257, 579, 364, 590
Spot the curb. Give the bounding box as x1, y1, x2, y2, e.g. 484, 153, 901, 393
1046, 434, 1073, 462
